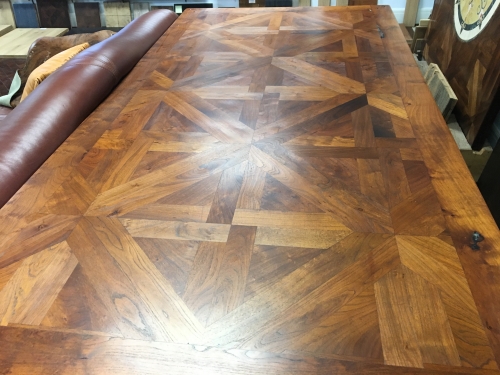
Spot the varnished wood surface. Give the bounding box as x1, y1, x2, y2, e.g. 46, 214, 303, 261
1, 6, 500, 374
0, 27, 68, 58
0, 24, 12, 37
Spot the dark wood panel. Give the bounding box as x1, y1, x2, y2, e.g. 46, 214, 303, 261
239, 0, 266, 8
349, 0, 378, 5
478, 140, 500, 225
424, 0, 500, 147
74, 3, 101, 29
37, 0, 71, 29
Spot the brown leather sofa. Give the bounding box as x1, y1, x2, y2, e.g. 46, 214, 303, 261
0, 10, 177, 208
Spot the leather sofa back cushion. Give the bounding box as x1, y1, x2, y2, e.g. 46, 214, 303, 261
20, 42, 90, 102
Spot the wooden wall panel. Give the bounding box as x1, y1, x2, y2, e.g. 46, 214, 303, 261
104, 2, 131, 28
37, 0, 71, 29
403, 0, 420, 26
478, 140, 500, 225
74, 2, 101, 28
151, 6, 174, 11
348, 0, 377, 5
132, 3, 150, 20
424, 0, 500, 147
238, 0, 266, 7
0, 0, 15, 28
239, 0, 266, 7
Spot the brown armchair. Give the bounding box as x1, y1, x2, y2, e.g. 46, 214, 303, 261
10, 30, 115, 107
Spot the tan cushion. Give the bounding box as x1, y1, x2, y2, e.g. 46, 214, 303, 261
20, 42, 90, 102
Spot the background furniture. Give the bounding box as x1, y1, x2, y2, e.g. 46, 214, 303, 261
0, 1, 15, 28
478, 140, 500, 225
37, 0, 71, 28
424, 63, 457, 121
104, 2, 132, 27
403, 0, 419, 26
0, 23, 12, 36
74, 2, 101, 28
12, 2, 38, 28
424, 0, 500, 149
0, 28, 68, 58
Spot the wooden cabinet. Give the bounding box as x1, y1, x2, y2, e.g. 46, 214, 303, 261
424, 0, 500, 148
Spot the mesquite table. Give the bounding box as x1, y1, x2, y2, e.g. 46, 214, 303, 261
1, 6, 499, 374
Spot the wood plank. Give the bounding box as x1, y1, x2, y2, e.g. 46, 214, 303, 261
67, 218, 178, 341
3, 326, 500, 375
403, 0, 420, 26
396, 235, 498, 368
206, 233, 394, 346
249, 145, 393, 233
206, 161, 247, 224
254, 226, 352, 248
285, 135, 355, 147
40, 263, 123, 335
289, 286, 384, 359
0, 1, 16, 28
100, 135, 154, 193
162, 92, 254, 144
82, 216, 204, 343
120, 204, 211, 222
206, 225, 256, 325
376, 4, 500, 362
264, 86, 340, 101
374, 266, 424, 368
367, 92, 409, 119
233, 209, 350, 230
120, 219, 231, 242
234, 236, 400, 352
235, 162, 267, 210
0, 242, 77, 326
352, 105, 376, 147
378, 148, 412, 209
375, 265, 461, 367
84, 144, 249, 217
0, 28, 68, 58
0, 215, 80, 270
272, 57, 366, 95
182, 241, 225, 326
358, 158, 388, 208
0, 24, 12, 37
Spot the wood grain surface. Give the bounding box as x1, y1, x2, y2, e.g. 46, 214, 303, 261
0, 6, 499, 374
0, 28, 68, 58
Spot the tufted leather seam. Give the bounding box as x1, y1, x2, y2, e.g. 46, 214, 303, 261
69, 55, 120, 83
68, 63, 118, 84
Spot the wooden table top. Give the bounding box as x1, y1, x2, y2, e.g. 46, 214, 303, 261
0, 24, 13, 38
1, 6, 499, 374
0, 27, 68, 58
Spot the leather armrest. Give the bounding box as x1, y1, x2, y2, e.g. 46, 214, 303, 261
0, 10, 178, 209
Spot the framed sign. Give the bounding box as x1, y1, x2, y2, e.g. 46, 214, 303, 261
454, 0, 500, 41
